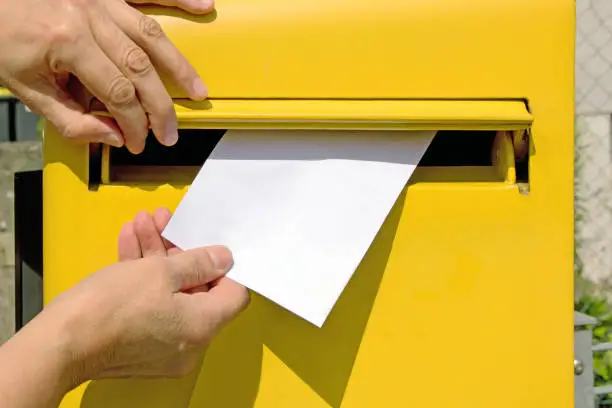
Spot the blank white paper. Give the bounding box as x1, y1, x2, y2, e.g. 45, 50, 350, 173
162, 129, 435, 327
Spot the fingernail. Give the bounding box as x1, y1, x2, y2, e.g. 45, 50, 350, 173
105, 133, 124, 147
200, 0, 214, 9
192, 78, 208, 100
208, 246, 233, 272
165, 121, 179, 146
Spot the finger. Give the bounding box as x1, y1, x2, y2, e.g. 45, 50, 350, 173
9, 78, 124, 147
152, 207, 172, 231
90, 14, 178, 147
118, 221, 142, 261
66, 76, 123, 132
65, 75, 94, 111
168, 247, 182, 256
127, 0, 215, 16
134, 210, 167, 257
184, 284, 209, 294
109, 3, 208, 100
152, 207, 177, 252
207, 278, 250, 320
65, 36, 148, 154
208, 277, 222, 288
167, 246, 233, 291
66, 75, 112, 114
181, 277, 249, 326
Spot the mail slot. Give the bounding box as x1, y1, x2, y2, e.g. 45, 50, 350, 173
43, 1, 574, 407
98, 128, 523, 186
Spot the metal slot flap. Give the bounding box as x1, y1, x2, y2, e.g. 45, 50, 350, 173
92, 99, 532, 131
89, 99, 531, 189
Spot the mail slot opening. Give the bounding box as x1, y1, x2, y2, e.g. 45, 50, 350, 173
110, 129, 226, 168
105, 129, 225, 184
420, 130, 495, 167
102, 129, 518, 185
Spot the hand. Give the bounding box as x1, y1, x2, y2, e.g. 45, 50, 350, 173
40, 208, 249, 383
118, 206, 182, 259
0, 208, 248, 407
0, 0, 214, 154
118, 207, 211, 293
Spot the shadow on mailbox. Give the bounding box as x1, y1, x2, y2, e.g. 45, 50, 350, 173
79, 148, 404, 408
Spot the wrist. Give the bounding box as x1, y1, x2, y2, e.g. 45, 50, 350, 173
0, 307, 87, 406
47, 312, 89, 391
24, 308, 86, 393
35, 300, 109, 388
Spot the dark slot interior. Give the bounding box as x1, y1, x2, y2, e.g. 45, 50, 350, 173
516, 159, 528, 183
515, 130, 530, 184
109, 129, 497, 169
420, 130, 495, 166
111, 129, 226, 167
88, 143, 102, 191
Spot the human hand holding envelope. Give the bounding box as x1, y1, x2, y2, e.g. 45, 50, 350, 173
162, 129, 435, 327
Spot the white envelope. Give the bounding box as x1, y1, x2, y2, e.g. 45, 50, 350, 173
162, 129, 434, 327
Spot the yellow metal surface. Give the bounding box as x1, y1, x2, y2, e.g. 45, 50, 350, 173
43, 0, 575, 407
0, 88, 13, 99
145, 0, 572, 102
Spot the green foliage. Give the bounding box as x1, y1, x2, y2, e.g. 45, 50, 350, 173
575, 289, 612, 406
36, 116, 44, 139
576, 292, 612, 387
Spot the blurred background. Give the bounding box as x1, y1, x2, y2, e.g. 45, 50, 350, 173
574, 3, 612, 404
0, 90, 40, 344
0, 0, 611, 405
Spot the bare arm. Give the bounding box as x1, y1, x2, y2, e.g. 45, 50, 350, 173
0, 309, 79, 408
0, 209, 248, 408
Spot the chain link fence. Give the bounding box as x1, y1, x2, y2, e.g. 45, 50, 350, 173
575, 0, 612, 286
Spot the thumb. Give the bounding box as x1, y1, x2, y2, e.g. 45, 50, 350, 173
11, 78, 124, 147
167, 246, 234, 292
126, 0, 215, 14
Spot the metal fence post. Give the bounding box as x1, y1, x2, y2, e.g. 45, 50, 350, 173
576, 311, 598, 408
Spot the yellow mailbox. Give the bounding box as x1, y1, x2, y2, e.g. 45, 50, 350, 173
43, 1, 575, 407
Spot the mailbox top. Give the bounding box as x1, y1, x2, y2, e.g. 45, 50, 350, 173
145, 0, 574, 101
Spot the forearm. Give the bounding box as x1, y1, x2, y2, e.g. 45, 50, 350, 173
0, 312, 80, 408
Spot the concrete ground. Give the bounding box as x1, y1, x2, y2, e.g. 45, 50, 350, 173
0, 141, 42, 343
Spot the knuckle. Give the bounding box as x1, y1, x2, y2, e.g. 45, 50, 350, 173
143, 257, 171, 286
106, 76, 136, 107
178, 252, 196, 275
61, 121, 84, 141
49, 23, 79, 46
125, 47, 152, 76
185, 322, 214, 346
188, 251, 208, 275
169, 358, 196, 377
160, 97, 175, 117
158, 257, 175, 279
139, 15, 165, 40
224, 291, 250, 321
149, 96, 175, 123
197, 249, 214, 271
175, 63, 197, 87
180, 313, 216, 346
